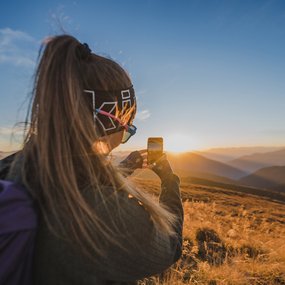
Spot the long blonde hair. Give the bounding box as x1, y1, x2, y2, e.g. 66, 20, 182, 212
18, 34, 178, 262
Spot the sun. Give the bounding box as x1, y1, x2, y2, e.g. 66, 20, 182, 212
164, 134, 199, 153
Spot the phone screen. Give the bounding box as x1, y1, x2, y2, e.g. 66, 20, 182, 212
147, 137, 163, 164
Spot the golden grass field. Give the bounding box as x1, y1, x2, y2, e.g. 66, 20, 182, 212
132, 177, 285, 285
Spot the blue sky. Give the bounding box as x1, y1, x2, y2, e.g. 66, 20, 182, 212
1, 0, 285, 152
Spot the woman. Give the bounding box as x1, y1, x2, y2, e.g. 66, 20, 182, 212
3, 35, 184, 284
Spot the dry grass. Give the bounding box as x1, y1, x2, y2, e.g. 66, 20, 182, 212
132, 178, 285, 285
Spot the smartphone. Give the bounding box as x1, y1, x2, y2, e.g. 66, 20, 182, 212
147, 137, 163, 165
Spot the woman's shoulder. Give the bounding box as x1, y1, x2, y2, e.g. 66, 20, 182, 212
0, 151, 24, 185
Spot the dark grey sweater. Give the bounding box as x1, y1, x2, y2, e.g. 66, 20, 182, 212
0, 153, 184, 285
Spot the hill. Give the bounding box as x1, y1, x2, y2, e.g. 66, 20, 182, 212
198, 146, 284, 163
0, 150, 17, 160
228, 149, 285, 173
0, 151, 9, 160
181, 176, 285, 202
239, 166, 285, 191
133, 168, 238, 185
113, 151, 247, 181
167, 152, 247, 180
132, 177, 285, 284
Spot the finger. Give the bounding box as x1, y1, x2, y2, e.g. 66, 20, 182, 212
146, 162, 155, 169
142, 159, 149, 166
142, 162, 148, 168
140, 151, 147, 156
143, 164, 153, 170
141, 153, 147, 160
155, 153, 167, 163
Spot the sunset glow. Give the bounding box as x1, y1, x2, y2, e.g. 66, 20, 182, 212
164, 134, 199, 153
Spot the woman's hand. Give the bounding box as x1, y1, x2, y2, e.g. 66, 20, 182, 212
118, 150, 174, 181
147, 153, 174, 181
118, 150, 144, 176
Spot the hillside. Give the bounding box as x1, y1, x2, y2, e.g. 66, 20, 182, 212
167, 152, 247, 180
113, 151, 247, 181
181, 176, 285, 202
0, 151, 6, 159
228, 149, 285, 173
0, 151, 17, 160
133, 178, 285, 285
198, 146, 284, 163
239, 166, 285, 191
177, 170, 237, 185
132, 167, 238, 185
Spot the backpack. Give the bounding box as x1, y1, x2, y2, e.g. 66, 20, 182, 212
0, 153, 38, 285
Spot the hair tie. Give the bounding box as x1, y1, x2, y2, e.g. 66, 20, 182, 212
77, 42, 92, 61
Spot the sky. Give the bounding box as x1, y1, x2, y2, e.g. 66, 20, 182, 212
0, 0, 285, 152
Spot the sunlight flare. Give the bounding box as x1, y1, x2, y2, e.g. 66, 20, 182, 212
164, 134, 199, 153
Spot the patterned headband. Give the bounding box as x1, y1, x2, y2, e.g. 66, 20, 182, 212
84, 86, 136, 136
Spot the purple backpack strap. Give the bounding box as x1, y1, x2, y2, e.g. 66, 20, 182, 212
0, 179, 38, 285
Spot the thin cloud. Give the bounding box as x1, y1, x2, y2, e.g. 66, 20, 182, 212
0, 53, 35, 67
136, 110, 151, 121
0, 27, 38, 67
0, 126, 24, 137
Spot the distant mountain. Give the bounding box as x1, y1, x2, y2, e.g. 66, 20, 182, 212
132, 167, 237, 185
110, 151, 130, 165
113, 151, 247, 181
228, 149, 285, 173
0, 151, 10, 159
179, 176, 285, 202
167, 152, 247, 180
198, 146, 285, 163
0, 151, 17, 160
176, 170, 237, 184
272, 184, 285, 192
239, 166, 285, 191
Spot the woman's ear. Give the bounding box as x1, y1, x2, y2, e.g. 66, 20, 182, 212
92, 141, 110, 155
92, 130, 124, 154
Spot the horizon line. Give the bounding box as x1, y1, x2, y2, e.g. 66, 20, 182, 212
1, 144, 285, 154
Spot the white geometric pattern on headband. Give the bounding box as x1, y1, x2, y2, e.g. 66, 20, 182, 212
97, 102, 118, 131
84, 88, 134, 132
121, 89, 132, 111
83, 90, 96, 123
84, 89, 118, 131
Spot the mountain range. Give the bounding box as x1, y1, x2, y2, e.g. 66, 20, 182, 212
1, 150, 18, 157
227, 149, 285, 173
167, 152, 247, 180
132, 149, 285, 192
1, 147, 285, 192
198, 146, 285, 162
239, 166, 285, 191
